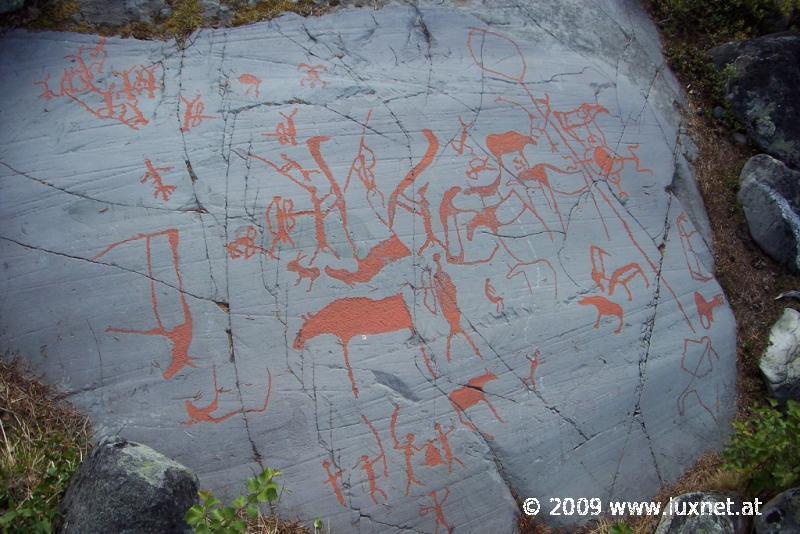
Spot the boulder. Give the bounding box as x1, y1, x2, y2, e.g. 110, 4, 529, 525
655, 492, 746, 534
738, 154, 800, 272
760, 308, 800, 404
0, 0, 24, 15
709, 32, 800, 170
755, 487, 800, 534
58, 437, 198, 534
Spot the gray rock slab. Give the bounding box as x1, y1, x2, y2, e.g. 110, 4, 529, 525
760, 308, 800, 404
0, 2, 736, 531
710, 32, 800, 171
739, 154, 800, 272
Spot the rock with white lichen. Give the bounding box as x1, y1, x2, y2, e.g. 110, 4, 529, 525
654, 492, 747, 534
759, 308, 800, 404
58, 436, 198, 533
738, 154, 800, 273
710, 32, 800, 171
755, 487, 800, 534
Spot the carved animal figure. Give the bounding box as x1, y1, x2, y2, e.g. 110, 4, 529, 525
694, 292, 724, 329
578, 295, 623, 334
293, 294, 417, 398
448, 371, 504, 439
287, 252, 320, 292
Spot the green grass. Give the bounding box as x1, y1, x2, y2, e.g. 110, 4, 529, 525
0, 359, 91, 533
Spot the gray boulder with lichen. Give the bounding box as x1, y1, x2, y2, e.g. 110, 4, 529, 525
58, 437, 198, 534
710, 32, 800, 170
738, 154, 800, 273
759, 308, 800, 404
654, 491, 747, 534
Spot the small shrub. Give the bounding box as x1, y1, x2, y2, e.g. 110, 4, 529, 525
722, 399, 800, 494
185, 467, 283, 533
164, 0, 203, 39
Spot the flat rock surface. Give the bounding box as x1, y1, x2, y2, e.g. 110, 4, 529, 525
0, 1, 736, 531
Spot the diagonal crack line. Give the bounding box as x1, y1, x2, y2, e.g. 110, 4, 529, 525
461, 300, 590, 440
0, 161, 203, 214
635, 194, 672, 486
0, 235, 217, 304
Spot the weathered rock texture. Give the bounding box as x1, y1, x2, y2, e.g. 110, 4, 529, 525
760, 308, 800, 403
58, 437, 198, 533
655, 492, 746, 534
739, 154, 800, 272
756, 487, 800, 534
710, 32, 800, 170
0, 1, 735, 531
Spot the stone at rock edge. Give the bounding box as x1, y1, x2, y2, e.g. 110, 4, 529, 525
738, 154, 800, 273
755, 487, 800, 534
759, 308, 800, 404
58, 437, 198, 534
710, 32, 800, 170
654, 492, 747, 534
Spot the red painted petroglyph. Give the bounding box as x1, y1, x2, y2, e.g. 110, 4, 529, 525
183, 367, 272, 426
484, 278, 504, 313
678, 337, 720, 421
263, 108, 298, 146
426, 253, 482, 362
391, 404, 425, 495
180, 94, 215, 133
694, 291, 724, 329
387, 129, 439, 229
579, 296, 624, 334
467, 27, 696, 333
522, 348, 542, 390
92, 230, 195, 379
325, 235, 410, 286
322, 459, 346, 507
287, 251, 320, 292
226, 226, 267, 260
307, 135, 359, 258
414, 183, 445, 255
140, 159, 176, 201
264, 196, 298, 259
238, 73, 262, 98
251, 153, 337, 263
34, 37, 160, 130
677, 212, 713, 282
608, 263, 649, 301
344, 110, 385, 223
423, 441, 444, 468
432, 422, 463, 473
293, 295, 423, 398
419, 488, 454, 534
355, 414, 389, 504
448, 371, 504, 440
298, 63, 328, 88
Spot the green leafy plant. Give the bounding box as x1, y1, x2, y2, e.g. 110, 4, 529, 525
184, 467, 283, 534
609, 523, 633, 534
0, 434, 82, 534
0, 359, 91, 534
723, 399, 800, 494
